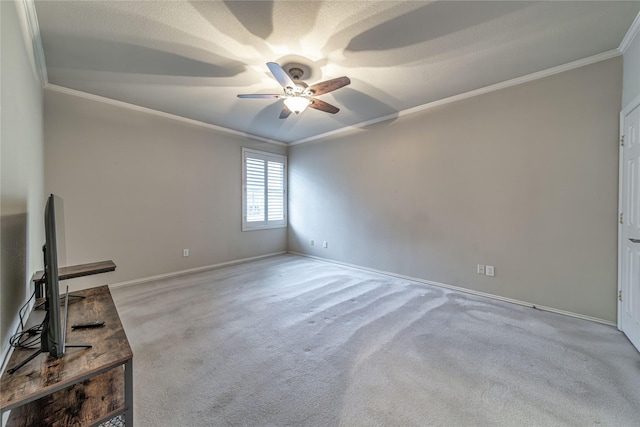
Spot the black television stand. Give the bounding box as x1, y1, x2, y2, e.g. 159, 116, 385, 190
7, 341, 93, 375
6, 350, 42, 375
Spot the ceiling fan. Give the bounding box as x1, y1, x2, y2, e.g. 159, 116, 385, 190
237, 62, 351, 119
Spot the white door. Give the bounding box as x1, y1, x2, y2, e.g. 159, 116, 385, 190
620, 103, 640, 351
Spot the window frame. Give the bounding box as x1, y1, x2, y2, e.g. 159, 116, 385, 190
241, 148, 287, 231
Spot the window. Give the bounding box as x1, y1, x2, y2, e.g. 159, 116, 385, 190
242, 148, 287, 231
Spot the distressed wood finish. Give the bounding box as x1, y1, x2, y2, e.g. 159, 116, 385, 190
0, 286, 132, 425
6, 368, 124, 427
31, 261, 116, 285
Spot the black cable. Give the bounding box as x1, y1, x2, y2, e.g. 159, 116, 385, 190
9, 323, 43, 349
18, 289, 37, 330
10, 290, 44, 349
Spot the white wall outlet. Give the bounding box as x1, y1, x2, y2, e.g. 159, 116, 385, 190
323, 241, 328, 248
310, 239, 314, 246
477, 264, 485, 275
183, 249, 189, 257
486, 265, 495, 277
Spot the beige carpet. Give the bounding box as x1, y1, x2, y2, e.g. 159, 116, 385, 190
110, 254, 640, 426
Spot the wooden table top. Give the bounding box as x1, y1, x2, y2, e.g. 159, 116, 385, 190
0, 286, 132, 411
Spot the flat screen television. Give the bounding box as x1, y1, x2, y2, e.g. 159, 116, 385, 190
7, 194, 92, 373
41, 193, 67, 358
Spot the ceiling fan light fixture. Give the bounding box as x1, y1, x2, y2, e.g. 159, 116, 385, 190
238, 62, 350, 118
284, 96, 311, 114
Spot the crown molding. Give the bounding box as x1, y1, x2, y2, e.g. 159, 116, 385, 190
45, 84, 288, 146
291, 49, 622, 146
619, 11, 640, 53
21, 0, 284, 145
20, 0, 48, 86
16, 1, 636, 147
28, 0, 623, 149
43, 47, 620, 148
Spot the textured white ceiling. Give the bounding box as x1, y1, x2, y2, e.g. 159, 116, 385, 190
34, 1, 640, 144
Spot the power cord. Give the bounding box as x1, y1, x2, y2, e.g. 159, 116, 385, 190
9, 323, 43, 350
18, 289, 36, 329
9, 290, 44, 350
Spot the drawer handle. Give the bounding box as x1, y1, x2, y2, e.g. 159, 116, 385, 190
630, 238, 640, 244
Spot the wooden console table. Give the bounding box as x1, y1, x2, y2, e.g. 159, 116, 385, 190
0, 286, 133, 426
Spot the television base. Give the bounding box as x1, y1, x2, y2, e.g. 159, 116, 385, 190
7, 343, 92, 375
6, 350, 42, 375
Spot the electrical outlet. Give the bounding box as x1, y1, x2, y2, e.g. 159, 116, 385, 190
310, 239, 314, 246
183, 249, 189, 257
477, 264, 485, 275
486, 265, 495, 277
323, 241, 328, 248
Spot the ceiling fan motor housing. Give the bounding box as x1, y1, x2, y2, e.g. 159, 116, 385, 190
286, 67, 310, 94
288, 67, 304, 80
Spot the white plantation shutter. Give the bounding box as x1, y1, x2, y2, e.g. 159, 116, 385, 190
246, 157, 265, 223
267, 161, 284, 221
242, 148, 287, 230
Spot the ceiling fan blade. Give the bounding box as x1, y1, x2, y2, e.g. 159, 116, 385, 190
237, 94, 281, 99
279, 105, 292, 119
308, 76, 351, 96
267, 62, 295, 89
309, 98, 340, 114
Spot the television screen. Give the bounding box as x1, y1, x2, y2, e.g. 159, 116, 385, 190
41, 194, 66, 358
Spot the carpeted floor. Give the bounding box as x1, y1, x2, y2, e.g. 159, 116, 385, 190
110, 254, 640, 426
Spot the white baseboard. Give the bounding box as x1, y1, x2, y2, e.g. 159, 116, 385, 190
289, 252, 616, 327
108, 252, 288, 289
3, 252, 286, 370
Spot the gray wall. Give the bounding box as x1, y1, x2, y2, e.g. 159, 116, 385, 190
1, 1, 45, 357
44, 90, 287, 291
622, 27, 640, 108
288, 57, 622, 322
